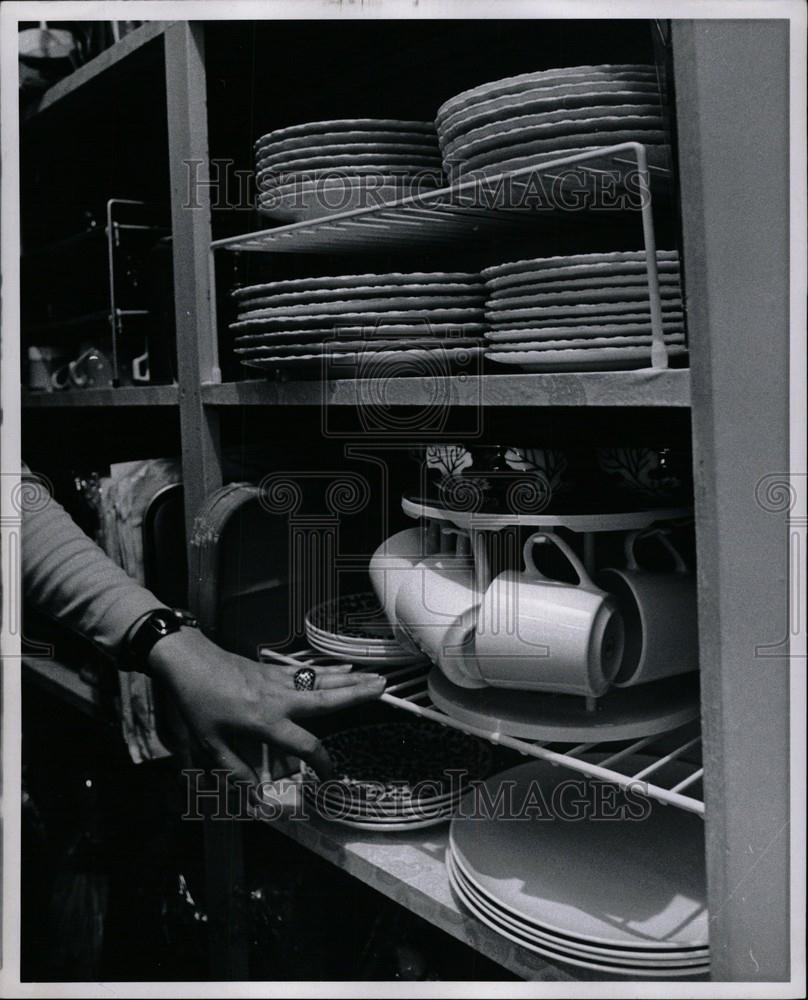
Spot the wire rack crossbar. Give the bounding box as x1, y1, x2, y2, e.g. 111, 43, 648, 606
212, 142, 668, 255
380, 671, 705, 817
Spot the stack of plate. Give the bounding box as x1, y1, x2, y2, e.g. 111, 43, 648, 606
301, 719, 492, 831
230, 271, 487, 375
255, 119, 445, 221
481, 250, 686, 371
447, 757, 709, 978
436, 64, 669, 183
305, 592, 429, 668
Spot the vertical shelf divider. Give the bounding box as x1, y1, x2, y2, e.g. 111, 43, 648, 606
165, 21, 224, 539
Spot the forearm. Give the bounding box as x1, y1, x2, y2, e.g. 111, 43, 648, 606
22, 469, 163, 662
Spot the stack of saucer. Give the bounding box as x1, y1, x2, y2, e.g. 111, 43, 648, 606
481, 250, 686, 371
436, 64, 669, 182
230, 271, 486, 374
301, 719, 492, 831
255, 119, 444, 221
305, 592, 429, 668
447, 756, 710, 977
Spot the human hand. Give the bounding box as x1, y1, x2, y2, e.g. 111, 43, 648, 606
148, 627, 385, 784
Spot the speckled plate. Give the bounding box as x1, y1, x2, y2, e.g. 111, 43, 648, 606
302, 719, 492, 793
306, 592, 395, 639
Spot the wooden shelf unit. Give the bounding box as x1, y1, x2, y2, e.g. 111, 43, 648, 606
18, 14, 794, 986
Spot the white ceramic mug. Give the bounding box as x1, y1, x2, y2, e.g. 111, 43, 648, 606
369, 525, 438, 649
393, 527, 486, 689
597, 530, 698, 687
475, 531, 624, 696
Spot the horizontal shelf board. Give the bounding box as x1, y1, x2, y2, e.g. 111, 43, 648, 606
22, 21, 169, 121
22, 656, 103, 718
259, 781, 576, 981
202, 370, 690, 407
22, 385, 179, 408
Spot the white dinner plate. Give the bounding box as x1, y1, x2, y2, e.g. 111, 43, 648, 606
236, 295, 484, 319
256, 154, 442, 184
443, 109, 664, 159
449, 854, 708, 965
486, 285, 681, 309
453, 128, 667, 169
485, 322, 684, 350
437, 65, 658, 120
235, 283, 483, 309
257, 141, 441, 169
438, 84, 662, 143
447, 857, 708, 977
487, 345, 688, 371
231, 308, 485, 331
488, 334, 686, 352
233, 273, 480, 298
242, 345, 485, 371
487, 273, 681, 299
255, 118, 435, 150
233, 324, 487, 346
450, 756, 707, 950
486, 300, 683, 322
487, 312, 684, 331
235, 337, 482, 357
256, 129, 440, 156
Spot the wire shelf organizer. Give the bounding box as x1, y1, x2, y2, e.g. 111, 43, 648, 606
210, 141, 677, 372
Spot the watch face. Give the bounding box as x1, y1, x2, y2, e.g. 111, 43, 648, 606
152, 614, 173, 635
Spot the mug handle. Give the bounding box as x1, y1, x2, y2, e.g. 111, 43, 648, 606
625, 528, 688, 574
440, 525, 471, 559
132, 348, 150, 383
522, 531, 596, 589
68, 348, 93, 388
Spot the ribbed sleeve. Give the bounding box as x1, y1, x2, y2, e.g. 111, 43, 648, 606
22, 467, 162, 661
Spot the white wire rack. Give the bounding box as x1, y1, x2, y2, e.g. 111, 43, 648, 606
273, 649, 705, 817
211, 142, 675, 369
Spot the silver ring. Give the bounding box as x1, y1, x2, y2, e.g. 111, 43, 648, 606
293, 666, 317, 691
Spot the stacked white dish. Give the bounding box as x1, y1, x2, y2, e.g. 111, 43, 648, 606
447, 756, 709, 977
301, 719, 492, 831
255, 119, 444, 221
230, 271, 486, 374
481, 250, 686, 371
305, 592, 429, 668
436, 64, 669, 183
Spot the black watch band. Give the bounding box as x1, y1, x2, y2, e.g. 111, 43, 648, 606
127, 608, 198, 672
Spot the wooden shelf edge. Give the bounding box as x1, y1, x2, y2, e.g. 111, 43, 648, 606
23, 21, 171, 121
202, 370, 691, 408
22, 656, 103, 718
22, 385, 180, 408
258, 785, 576, 982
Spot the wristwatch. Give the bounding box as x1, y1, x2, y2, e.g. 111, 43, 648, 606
126, 608, 198, 673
